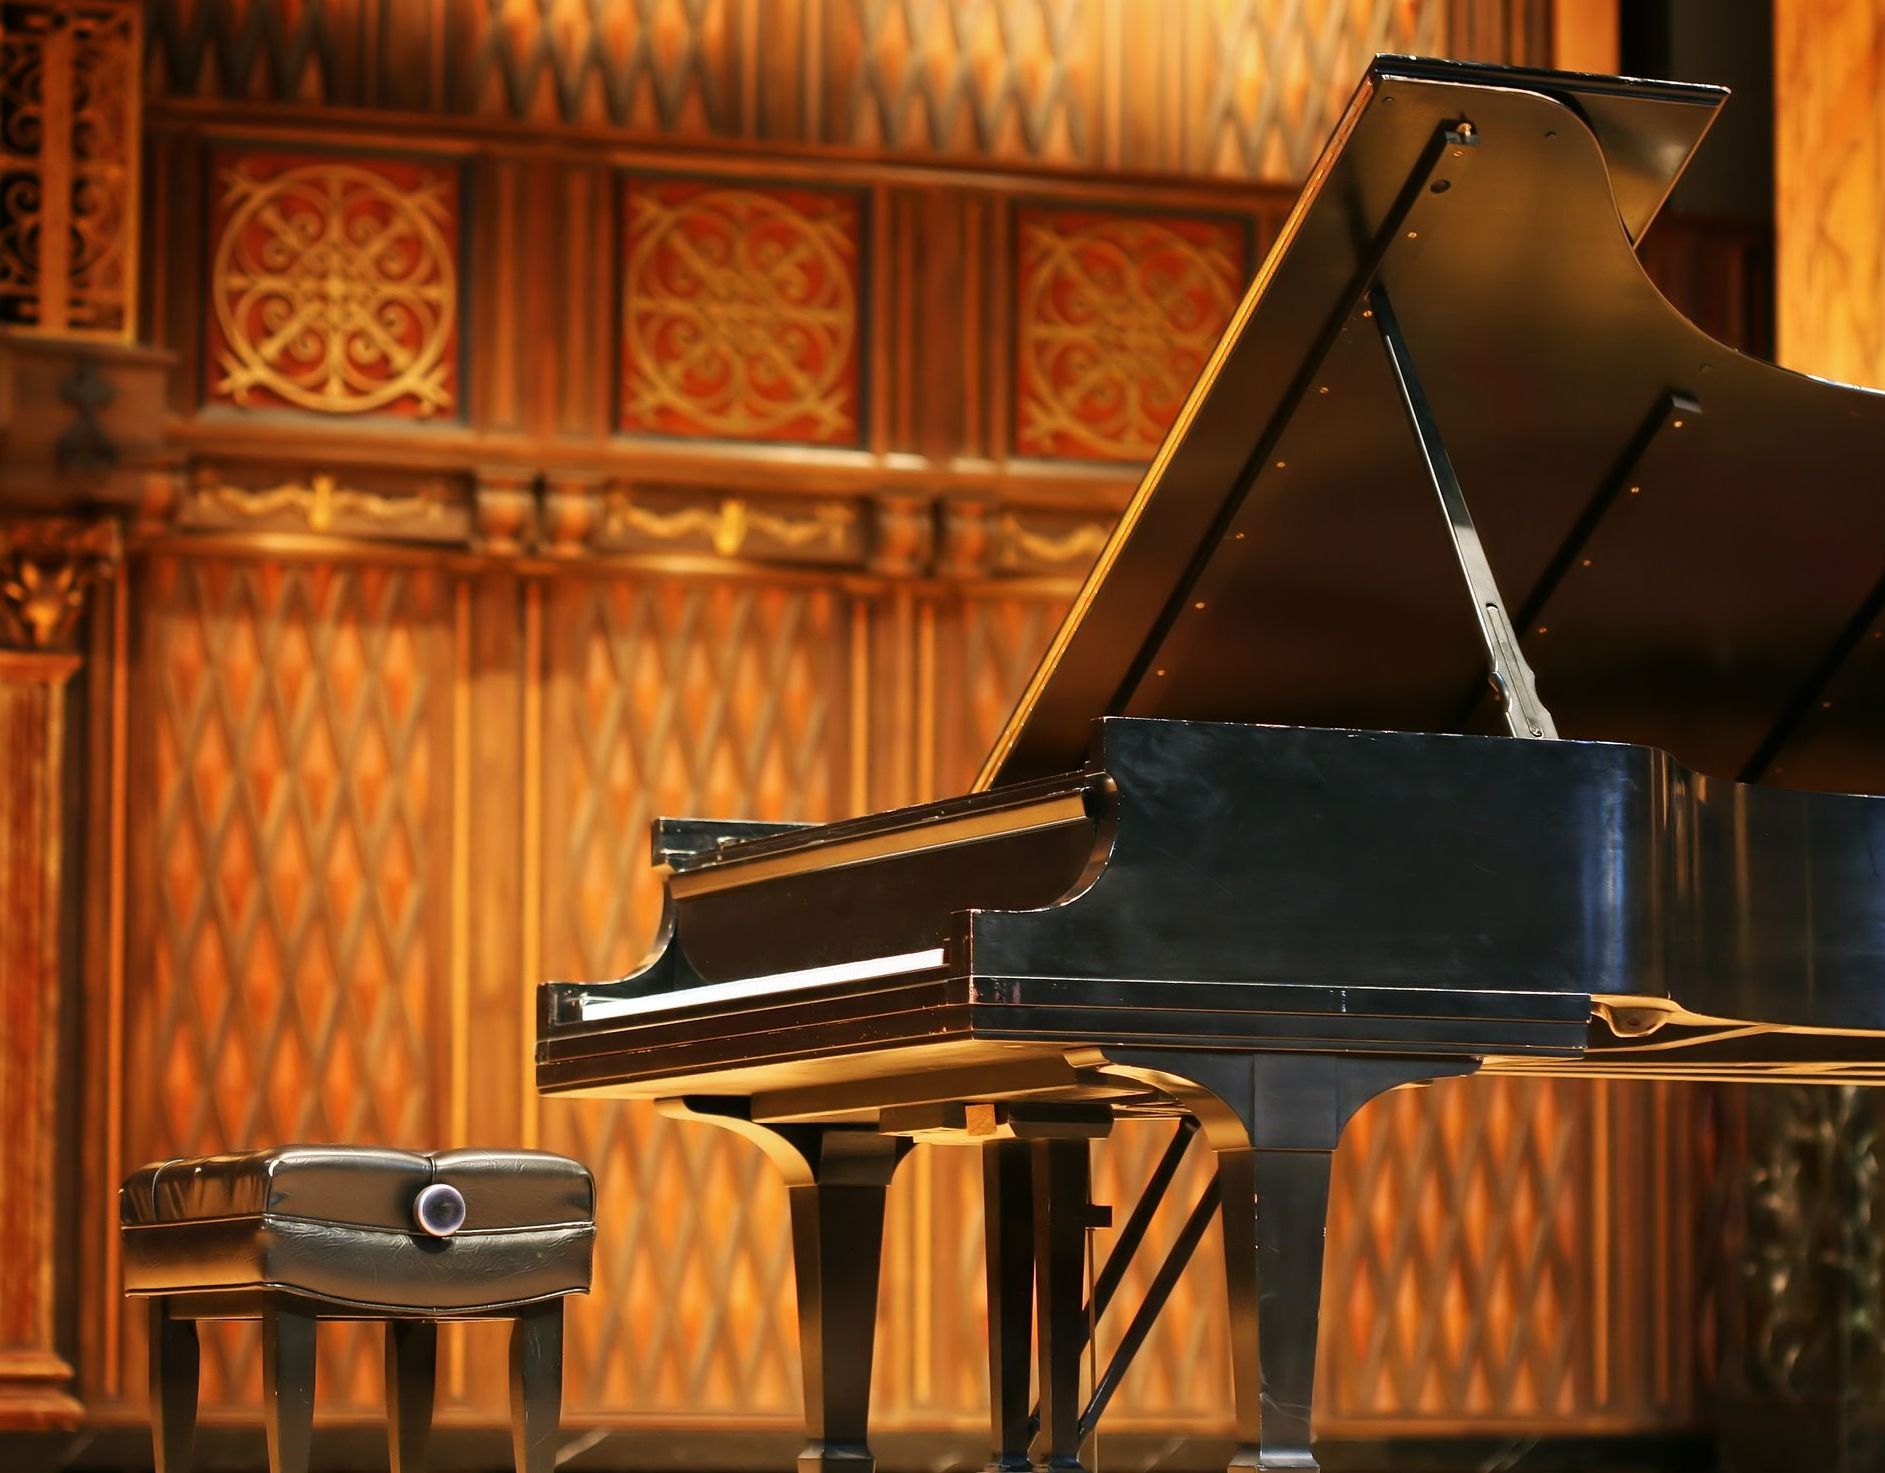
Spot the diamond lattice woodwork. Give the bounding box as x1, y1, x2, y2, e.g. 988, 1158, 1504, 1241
1195, 0, 1444, 176
1322, 1078, 1589, 1421
124, 555, 451, 1412
537, 573, 859, 1417
144, 0, 1445, 181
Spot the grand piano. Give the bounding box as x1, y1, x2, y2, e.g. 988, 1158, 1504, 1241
538, 57, 1885, 1473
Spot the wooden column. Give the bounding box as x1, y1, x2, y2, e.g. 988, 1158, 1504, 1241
0, 519, 117, 1427
1776, 0, 1885, 386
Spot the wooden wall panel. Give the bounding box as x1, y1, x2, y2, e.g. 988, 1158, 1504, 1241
536, 571, 864, 1420
120, 553, 457, 1414
145, 0, 1445, 183
1776, 0, 1885, 388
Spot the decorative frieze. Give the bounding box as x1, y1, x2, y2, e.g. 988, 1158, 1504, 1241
600, 485, 861, 566
993, 508, 1111, 576
181, 467, 466, 542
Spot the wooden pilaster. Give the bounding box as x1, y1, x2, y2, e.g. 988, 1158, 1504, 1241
0, 649, 82, 1425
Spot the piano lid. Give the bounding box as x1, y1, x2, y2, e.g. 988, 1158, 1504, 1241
978, 56, 1885, 798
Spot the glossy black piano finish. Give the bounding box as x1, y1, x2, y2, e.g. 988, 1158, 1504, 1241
542, 718, 1885, 1097
537, 55, 1885, 1473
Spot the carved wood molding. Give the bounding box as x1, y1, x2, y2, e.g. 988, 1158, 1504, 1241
0, 517, 121, 653
162, 459, 1115, 585
182, 466, 466, 542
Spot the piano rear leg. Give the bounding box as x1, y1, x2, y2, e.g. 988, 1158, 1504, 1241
657, 1101, 911, 1473
1032, 1138, 1094, 1473
1099, 1050, 1478, 1473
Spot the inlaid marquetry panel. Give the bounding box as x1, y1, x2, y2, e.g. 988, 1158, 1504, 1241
123, 554, 453, 1413
620, 180, 863, 443
1014, 208, 1248, 460
537, 572, 862, 1416
205, 149, 461, 417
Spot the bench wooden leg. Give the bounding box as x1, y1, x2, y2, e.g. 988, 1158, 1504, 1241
148, 1299, 198, 1473
510, 1300, 564, 1473
262, 1301, 317, 1473
385, 1319, 438, 1473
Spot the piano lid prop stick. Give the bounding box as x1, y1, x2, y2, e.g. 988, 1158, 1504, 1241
1370, 282, 1560, 740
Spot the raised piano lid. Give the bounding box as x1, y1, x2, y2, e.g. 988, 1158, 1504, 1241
979, 55, 1885, 799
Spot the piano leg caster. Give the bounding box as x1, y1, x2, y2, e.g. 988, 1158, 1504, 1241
657, 1100, 912, 1473
1100, 1050, 1478, 1473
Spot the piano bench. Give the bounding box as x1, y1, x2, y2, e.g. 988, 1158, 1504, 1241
119, 1145, 595, 1473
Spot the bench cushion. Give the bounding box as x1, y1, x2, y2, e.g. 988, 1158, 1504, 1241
121, 1147, 594, 1313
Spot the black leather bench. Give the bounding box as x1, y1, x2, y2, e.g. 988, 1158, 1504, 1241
121, 1145, 594, 1473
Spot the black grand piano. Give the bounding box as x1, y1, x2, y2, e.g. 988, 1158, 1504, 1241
539, 57, 1885, 1473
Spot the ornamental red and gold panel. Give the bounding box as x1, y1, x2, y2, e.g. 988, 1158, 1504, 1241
619, 179, 863, 444
1014, 207, 1248, 461
205, 148, 461, 418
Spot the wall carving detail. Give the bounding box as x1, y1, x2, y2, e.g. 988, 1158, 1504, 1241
183, 470, 461, 539
207, 152, 460, 417
995, 509, 1110, 572
621, 181, 861, 442
0, 0, 140, 338
0, 516, 121, 650
602, 488, 857, 561
1015, 208, 1246, 460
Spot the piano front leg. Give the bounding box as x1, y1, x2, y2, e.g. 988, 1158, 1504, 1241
657, 1100, 912, 1473
981, 1140, 1034, 1473
1100, 1051, 1478, 1472
1216, 1146, 1333, 1471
